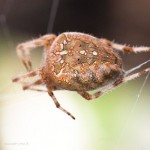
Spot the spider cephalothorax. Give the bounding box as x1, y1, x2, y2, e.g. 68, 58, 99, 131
12, 32, 150, 119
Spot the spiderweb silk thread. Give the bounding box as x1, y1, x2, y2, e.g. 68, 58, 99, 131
47, 0, 60, 33
125, 59, 150, 76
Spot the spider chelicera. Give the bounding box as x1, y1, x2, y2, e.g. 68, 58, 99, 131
12, 32, 150, 119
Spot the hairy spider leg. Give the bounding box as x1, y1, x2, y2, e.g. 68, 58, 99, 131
22, 79, 43, 90
77, 67, 150, 100
12, 70, 39, 83
16, 34, 56, 71
112, 41, 150, 53
12, 70, 45, 91
29, 88, 47, 92
48, 89, 75, 120
77, 91, 102, 100
99, 38, 150, 53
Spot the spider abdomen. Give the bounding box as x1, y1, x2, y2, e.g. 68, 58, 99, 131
44, 32, 123, 91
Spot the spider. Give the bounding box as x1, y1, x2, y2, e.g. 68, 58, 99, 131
12, 32, 150, 119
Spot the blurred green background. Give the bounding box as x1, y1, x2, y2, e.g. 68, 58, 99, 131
0, 0, 150, 150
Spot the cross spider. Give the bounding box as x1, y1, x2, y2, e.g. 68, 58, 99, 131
12, 32, 150, 119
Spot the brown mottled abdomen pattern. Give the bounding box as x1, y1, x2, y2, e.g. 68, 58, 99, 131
45, 32, 123, 91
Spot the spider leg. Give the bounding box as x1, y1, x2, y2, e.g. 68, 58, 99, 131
78, 67, 150, 100
22, 79, 44, 90
48, 89, 75, 120
12, 69, 45, 92
77, 91, 102, 100
12, 69, 46, 92
28, 88, 47, 92
17, 34, 56, 71
12, 70, 39, 83
123, 67, 150, 82
111, 41, 150, 53
99, 38, 150, 53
